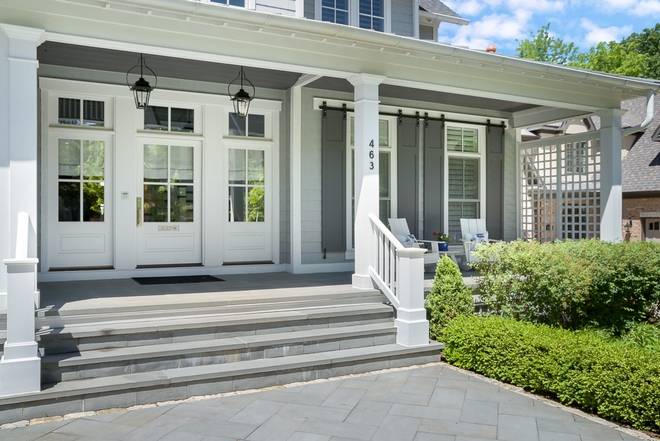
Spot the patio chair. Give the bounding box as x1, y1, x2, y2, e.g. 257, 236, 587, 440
388, 218, 456, 267
460, 218, 499, 266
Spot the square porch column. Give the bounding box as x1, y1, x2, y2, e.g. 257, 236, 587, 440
598, 109, 626, 242
348, 74, 385, 289
0, 25, 44, 309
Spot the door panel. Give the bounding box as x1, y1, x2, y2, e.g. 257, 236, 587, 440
136, 138, 202, 266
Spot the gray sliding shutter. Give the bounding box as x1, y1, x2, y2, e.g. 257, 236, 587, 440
397, 117, 419, 235
486, 125, 505, 240
424, 120, 443, 240
321, 110, 347, 252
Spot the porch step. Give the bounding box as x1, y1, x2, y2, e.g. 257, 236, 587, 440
0, 285, 442, 425
36, 302, 395, 356
0, 342, 443, 424
40, 322, 398, 383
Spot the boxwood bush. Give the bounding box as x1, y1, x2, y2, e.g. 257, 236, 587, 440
424, 255, 473, 340
441, 315, 660, 432
473, 239, 660, 334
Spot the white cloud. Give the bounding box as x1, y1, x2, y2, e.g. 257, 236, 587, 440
449, 11, 532, 50
597, 0, 660, 16
581, 19, 633, 45
504, 0, 565, 12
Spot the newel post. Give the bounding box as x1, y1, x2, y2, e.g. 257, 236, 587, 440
0, 212, 40, 397
394, 248, 429, 347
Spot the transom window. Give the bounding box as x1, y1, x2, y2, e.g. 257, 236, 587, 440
58, 98, 105, 127
228, 113, 265, 138
58, 139, 105, 222
144, 106, 195, 133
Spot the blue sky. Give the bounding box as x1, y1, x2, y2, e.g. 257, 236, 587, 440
438, 0, 660, 56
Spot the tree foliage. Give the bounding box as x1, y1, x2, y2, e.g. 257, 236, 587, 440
516, 23, 581, 65
516, 23, 660, 80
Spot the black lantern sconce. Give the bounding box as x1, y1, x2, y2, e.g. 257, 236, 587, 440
624, 218, 633, 234
126, 54, 157, 109
228, 66, 255, 118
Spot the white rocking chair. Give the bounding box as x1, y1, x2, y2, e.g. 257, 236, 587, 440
388, 218, 448, 267
460, 218, 499, 265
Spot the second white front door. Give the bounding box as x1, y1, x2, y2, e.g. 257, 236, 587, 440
136, 138, 202, 266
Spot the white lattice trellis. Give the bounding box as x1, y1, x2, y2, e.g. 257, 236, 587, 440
519, 133, 601, 241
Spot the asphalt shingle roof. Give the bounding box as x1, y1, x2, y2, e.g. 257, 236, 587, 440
418, 0, 462, 18
622, 95, 660, 193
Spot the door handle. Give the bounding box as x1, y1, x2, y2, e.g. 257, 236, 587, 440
136, 197, 143, 227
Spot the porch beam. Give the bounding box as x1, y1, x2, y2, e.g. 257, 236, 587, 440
598, 108, 627, 242
349, 74, 385, 289
0, 24, 44, 309
511, 107, 594, 129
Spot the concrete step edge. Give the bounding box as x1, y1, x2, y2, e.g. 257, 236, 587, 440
35, 303, 395, 341
0, 342, 444, 408
41, 323, 398, 368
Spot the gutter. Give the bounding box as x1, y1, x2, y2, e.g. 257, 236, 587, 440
71, 0, 660, 93
622, 90, 655, 136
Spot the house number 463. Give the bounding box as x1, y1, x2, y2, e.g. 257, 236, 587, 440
369, 140, 375, 170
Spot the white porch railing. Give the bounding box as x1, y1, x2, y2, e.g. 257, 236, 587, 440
367, 214, 429, 347
0, 212, 40, 396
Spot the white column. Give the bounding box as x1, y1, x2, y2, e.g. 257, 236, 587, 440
349, 74, 385, 289
0, 25, 44, 309
598, 109, 626, 242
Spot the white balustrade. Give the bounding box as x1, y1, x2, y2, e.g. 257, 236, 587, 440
368, 214, 429, 347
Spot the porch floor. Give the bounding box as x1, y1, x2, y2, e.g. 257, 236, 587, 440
35, 270, 480, 315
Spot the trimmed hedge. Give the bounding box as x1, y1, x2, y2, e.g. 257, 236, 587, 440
440, 315, 660, 432
473, 239, 660, 334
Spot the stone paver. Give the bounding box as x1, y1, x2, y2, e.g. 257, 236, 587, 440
0, 363, 653, 441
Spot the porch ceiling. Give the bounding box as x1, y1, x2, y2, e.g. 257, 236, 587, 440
40, 42, 538, 114
38, 42, 303, 90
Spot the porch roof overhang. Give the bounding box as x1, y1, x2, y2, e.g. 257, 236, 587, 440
4, 0, 660, 126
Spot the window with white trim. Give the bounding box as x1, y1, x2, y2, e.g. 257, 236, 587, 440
316, 0, 390, 32
445, 125, 484, 239
195, 0, 245, 7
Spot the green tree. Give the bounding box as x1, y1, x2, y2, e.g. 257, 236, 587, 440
516, 23, 581, 65
573, 40, 650, 78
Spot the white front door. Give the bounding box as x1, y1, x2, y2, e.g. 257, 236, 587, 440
224, 143, 273, 263
136, 138, 202, 266
45, 132, 114, 269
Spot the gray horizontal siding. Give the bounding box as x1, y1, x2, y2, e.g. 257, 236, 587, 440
304, 0, 315, 19
391, 0, 413, 37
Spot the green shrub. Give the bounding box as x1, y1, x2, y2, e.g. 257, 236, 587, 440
473, 239, 660, 334
425, 255, 473, 340
440, 315, 660, 432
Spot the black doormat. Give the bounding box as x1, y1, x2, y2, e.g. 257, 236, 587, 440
132, 275, 225, 285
